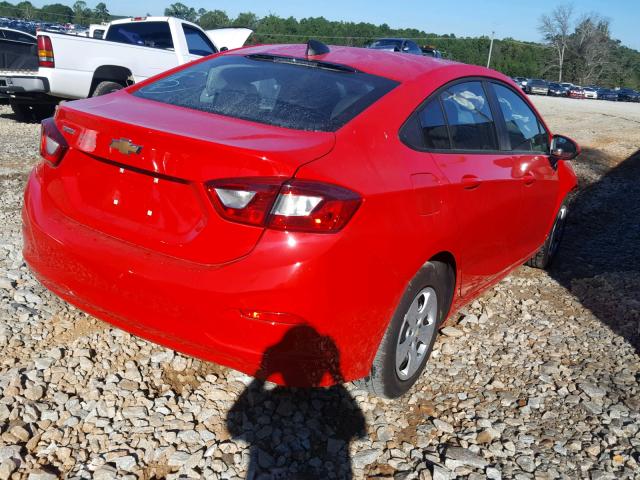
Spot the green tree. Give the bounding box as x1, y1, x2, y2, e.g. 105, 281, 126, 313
233, 12, 258, 29
40, 3, 74, 22
93, 2, 109, 22
198, 9, 230, 29
72, 0, 92, 25
164, 2, 197, 22
15, 1, 38, 19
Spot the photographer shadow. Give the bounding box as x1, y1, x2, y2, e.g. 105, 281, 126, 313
226, 325, 367, 480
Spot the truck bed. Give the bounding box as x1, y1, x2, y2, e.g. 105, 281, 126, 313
0, 38, 38, 71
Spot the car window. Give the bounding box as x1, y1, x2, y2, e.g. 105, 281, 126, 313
133, 54, 398, 132
369, 39, 402, 50
106, 21, 174, 50
440, 81, 498, 150
418, 99, 450, 149
492, 83, 549, 153
182, 24, 216, 56
405, 41, 421, 54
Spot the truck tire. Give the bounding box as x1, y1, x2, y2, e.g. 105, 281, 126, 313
10, 103, 55, 122
10, 103, 31, 121
92, 81, 124, 97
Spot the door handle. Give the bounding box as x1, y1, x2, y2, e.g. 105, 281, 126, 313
522, 172, 536, 186
461, 174, 481, 190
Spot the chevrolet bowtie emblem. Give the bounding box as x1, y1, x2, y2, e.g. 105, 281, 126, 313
110, 138, 142, 155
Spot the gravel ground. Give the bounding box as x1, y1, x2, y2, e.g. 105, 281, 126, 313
0, 97, 639, 480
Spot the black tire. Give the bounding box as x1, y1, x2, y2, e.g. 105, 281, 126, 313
92, 81, 124, 97
356, 261, 455, 399
10, 103, 33, 121
527, 201, 569, 269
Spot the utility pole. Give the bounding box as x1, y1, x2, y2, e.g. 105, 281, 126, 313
486, 31, 495, 68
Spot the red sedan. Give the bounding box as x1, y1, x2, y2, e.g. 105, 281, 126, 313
23, 41, 579, 398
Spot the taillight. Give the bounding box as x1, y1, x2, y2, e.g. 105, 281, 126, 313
206, 178, 361, 233
40, 118, 68, 166
37, 35, 54, 68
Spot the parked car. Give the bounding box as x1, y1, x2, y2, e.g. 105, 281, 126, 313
513, 76, 528, 90
582, 87, 598, 99
616, 88, 640, 102
597, 88, 619, 101
421, 45, 442, 58
23, 41, 580, 398
547, 82, 567, 97
367, 38, 422, 55
525, 78, 548, 95
569, 86, 585, 99
0, 16, 253, 120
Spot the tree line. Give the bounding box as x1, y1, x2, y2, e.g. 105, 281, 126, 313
0, 0, 638, 89
0, 1, 110, 23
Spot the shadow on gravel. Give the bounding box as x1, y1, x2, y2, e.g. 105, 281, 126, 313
226, 326, 367, 479
551, 148, 640, 354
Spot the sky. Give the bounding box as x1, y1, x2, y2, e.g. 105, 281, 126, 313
30, 0, 640, 50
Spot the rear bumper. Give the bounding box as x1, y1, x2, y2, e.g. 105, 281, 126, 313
22, 165, 394, 385
0, 75, 49, 95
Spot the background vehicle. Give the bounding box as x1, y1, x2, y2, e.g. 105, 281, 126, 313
597, 88, 619, 101
525, 78, 549, 95
616, 88, 640, 102
367, 38, 422, 55
513, 77, 528, 90
0, 27, 37, 105
23, 42, 579, 398
569, 86, 584, 98
547, 82, 567, 96
421, 45, 442, 58
583, 87, 598, 99
0, 27, 36, 69
0, 17, 252, 120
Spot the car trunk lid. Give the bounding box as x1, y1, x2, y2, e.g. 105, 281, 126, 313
47, 92, 335, 264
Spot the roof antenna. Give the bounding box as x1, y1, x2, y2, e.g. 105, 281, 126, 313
306, 39, 330, 57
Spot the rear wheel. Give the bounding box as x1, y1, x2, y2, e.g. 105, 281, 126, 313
92, 81, 124, 97
10, 103, 56, 122
527, 202, 569, 269
356, 261, 454, 398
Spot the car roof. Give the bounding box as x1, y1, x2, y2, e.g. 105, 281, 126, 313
231, 44, 502, 84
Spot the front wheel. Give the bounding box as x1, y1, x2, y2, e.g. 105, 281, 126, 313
356, 261, 454, 399
527, 202, 569, 269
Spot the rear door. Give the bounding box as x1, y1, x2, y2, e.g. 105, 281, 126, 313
489, 81, 558, 257
405, 80, 523, 296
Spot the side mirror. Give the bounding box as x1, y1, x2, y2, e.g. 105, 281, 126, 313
550, 134, 580, 160
220, 46, 228, 52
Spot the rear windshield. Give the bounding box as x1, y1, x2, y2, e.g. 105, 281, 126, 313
132, 54, 399, 132
106, 21, 173, 50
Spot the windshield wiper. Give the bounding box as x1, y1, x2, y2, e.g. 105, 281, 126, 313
247, 54, 359, 73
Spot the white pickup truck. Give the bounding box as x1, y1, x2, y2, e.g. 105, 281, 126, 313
0, 16, 252, 119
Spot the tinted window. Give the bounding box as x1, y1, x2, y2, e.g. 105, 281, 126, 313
369, 39, 402, 50
106, 22, 173, 50
183, 24, 216, 56
418, 99, 449, 149
492, 83, 549, 152
405, 41, 421, 54
440, 81, 498, 150
133, 55, 398, 132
